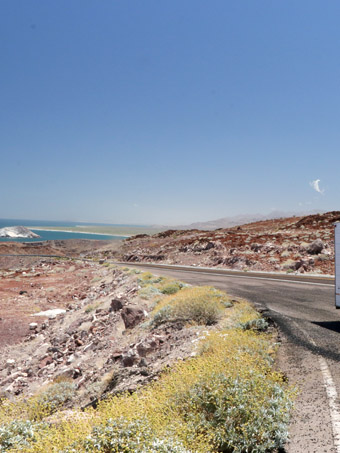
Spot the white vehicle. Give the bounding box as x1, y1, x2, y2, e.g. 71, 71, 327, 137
336, 223, 340, 308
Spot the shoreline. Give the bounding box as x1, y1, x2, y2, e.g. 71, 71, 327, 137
30, 228, 130, 238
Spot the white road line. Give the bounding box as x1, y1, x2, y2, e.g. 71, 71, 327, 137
145, 268, 335, 287
292, 321, 340, 452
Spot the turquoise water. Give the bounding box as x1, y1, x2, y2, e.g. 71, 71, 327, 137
0, 219, 126, 242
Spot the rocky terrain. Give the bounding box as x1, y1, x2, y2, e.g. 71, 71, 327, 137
105, 211, 339, 275
0, 238, 115, 269
0, 238, 294, 451
0, 226, 40, 238
0, 260, 214, 408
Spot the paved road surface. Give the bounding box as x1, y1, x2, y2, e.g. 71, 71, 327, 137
123, 263, 340, 452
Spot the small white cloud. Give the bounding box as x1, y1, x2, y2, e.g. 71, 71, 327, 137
310, 179, 324, 194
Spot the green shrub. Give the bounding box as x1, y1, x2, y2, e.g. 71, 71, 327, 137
139, 285, 163, 300
0, 419, 44, 451
239, 317, 269, 332
177, 372, 292, 452
160, 282, 182, 295
138, 273, 164, 286
33, 382, 76, 418
127, 268, 142, 274
151, 287, 228, 327
77, 418, 190, 453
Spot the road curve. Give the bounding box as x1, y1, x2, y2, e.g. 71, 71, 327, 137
120, 262, 340, 453
2, 255, 338, 450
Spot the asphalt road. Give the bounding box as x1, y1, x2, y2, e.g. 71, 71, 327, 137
123, 263, 340, 453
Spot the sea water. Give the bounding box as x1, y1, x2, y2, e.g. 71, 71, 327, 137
0, 219, 126, 242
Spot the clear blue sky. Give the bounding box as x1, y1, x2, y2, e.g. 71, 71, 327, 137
1, 1, 339, 225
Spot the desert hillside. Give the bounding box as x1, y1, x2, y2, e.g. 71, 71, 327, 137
107, 211, 339, 275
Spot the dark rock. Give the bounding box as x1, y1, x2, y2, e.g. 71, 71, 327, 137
121, 354, 138, 367
294, 260, 308, 272
124, 254, 141, 262
193, 241, 215, 252
306, 239, 324, 255
112, 351, 123, 361
127, 233, 149, 240
19, 290, 28, 295
47, 346, 60, 353
250, 243, 262, 252
142, 255, 165, 261
155, 230, 177, 239
138, 358, 148, 367
110, 298, 125, 312
73, 368, 82, 378
136, 339, 158, 357
121, 306, 145, 329
224, 256, 240, 266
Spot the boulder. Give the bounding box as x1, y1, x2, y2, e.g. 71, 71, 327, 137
250, 243, 262, 252
306, 239, 324, 255
294, 260, 308, 271
110, 298, 125, 312
136, 339, 159, 357
121, 306, 145, 329
121, 353, 138, 367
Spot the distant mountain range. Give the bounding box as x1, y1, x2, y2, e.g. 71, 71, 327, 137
168, 210, 325, 231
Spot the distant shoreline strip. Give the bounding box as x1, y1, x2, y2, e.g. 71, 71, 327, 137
30, 228, 130, 238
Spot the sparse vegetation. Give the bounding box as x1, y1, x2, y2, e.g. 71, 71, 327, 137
0, 420, 45, 452
0, 268, 294, 452
12, 328, 293, 452
239, 317, 269, 332
30, 382, 76, 420
151, 286, 231, 327
159, 281, 183, 295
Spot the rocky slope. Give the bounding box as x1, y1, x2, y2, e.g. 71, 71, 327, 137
0, 261, 212, 407
0, 238, 115, 269
106, 211, 339, 275
0, 250, 293, 452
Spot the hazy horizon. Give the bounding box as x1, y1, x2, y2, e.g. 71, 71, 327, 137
0, 207, 328, 228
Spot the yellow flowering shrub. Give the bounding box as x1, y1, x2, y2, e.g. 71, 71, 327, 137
0, 275, 293, 452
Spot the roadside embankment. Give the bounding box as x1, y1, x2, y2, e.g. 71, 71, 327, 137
0, 263, 294, 452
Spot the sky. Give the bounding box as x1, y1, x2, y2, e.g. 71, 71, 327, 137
1, 1, 339, 225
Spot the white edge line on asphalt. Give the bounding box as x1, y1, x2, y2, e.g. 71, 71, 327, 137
292, 321, 340, 452
146, 268, 334, 287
